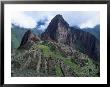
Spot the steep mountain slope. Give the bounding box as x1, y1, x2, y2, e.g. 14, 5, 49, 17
11, 30, 19, 49
11, 24, 28, 49
11, 24, 43, 49
19, 30, 41, 49
41, 14, 100, 62
70, 27, 100, 61
82, 25, 100, 40
41, 14, 70, 44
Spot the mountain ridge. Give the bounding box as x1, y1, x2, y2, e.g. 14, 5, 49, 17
82, 25, 100, 40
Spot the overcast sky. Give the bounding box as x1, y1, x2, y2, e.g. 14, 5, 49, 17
11, 11, 100, 30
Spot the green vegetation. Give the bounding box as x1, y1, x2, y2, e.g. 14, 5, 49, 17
12, 41, 99, 77
11, 30, 20, 49
34, 41, 99, 77
37, 44, 51, 57
55, 65, 63, 76
11, 27, 27, 49
11, 25, 43, 49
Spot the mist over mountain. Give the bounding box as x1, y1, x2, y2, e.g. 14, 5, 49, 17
11, 24, 43, 49
11, 14, 100, 77
82, 25, 100, 40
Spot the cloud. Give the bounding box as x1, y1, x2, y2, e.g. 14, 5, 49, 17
11, 11, 100, 30
22, 12, 55, 30
79, 19, 98, 29
35, 11, 100, 29
78, 12, 100, 28
37, 17, 48, 30
11, 12, 36, 29
35, 15, 54, 30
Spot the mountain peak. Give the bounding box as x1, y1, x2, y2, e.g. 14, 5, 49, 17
51, 14, 69, 27
41, 14, 70, 43
54, 14, 63, 20
55, 14, 62, 17
25, 30, 31, 35
19, 30, 40, 48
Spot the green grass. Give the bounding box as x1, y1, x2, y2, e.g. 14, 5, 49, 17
36, 42, 64, 59
55, 65, 63, 76
37, 42, 99, 77
36, 44, 54, 58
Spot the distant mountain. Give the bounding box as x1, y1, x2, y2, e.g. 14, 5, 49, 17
11, 24, 27, 49
82, 25, 100, 40
11, 30, 20, 49
11, 24, 43, 49
41, 14, 100, 61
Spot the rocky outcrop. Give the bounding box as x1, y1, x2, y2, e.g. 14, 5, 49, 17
70, 27, 100, 61
41, 14, 70, 44
19, 30, 40, 49
41, 14, 100, 62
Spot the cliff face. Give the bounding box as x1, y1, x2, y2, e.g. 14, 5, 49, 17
70, 27, 100, 61
41, 14, 100, 61
19, 30, 40, 49
41, 14, 70, 44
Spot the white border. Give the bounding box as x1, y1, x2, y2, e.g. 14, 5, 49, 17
4, 4, 107, 84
